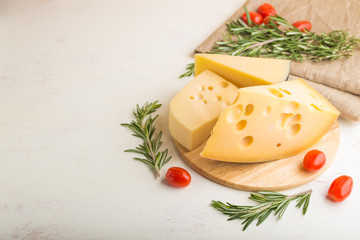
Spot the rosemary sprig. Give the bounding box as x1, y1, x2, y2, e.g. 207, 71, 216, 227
213, 15, 360, 61
179, 63, 195, 79
179, 9, 359, 78
121, 101, 172, 178
211, 189, 312, 231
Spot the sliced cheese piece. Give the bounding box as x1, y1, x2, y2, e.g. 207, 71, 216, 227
200, 79, 339, 163
169, 70, 238, 151
195, 54, 290, 88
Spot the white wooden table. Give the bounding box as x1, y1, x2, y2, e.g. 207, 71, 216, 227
1, 0, 359, 239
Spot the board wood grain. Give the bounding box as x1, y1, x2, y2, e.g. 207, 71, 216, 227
175, 121, 340, 191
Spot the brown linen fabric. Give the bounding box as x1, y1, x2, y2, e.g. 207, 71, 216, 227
288, 75, 360, 123
195, 0, 360, 123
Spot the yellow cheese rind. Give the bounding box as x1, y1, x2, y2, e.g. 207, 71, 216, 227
200, 79, 340, 163
195, 54, 291, 88
169, 70, 238, 151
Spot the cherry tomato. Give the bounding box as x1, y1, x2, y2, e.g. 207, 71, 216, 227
257, 3, 277, 17
241, 12, 264, 25
303, 149, 326, 172
263, 16, 278, 26
328, 175, 353, 202
166, 167, 191, 188
292, 20, 312, 32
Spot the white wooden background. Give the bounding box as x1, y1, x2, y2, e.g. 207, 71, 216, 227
1, 0, 359, 239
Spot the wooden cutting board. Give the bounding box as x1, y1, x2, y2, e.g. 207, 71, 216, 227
174, 121, 340, 191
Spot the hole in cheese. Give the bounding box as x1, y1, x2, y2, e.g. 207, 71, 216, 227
207, 86, 213, 91
190, 96, 194, 100
277, 113, 294, 129
236, 120, 247, 131
226, 104, 244, 123
268, 88, 284, 98
199, 85, 205, 91
244, 104, 254, 116
202, 99, 208, 104
310, 104, 323, 111
196, 94, 203, 100
276, 143, 281, 147
279, 88, 292, 95
288, 124, 301, 137
239, 136, 253, 148
263, 106, 272, 116
291, 114, 301, 123
284, 101, 300, 112
216, 95, 222, 101
220, 81, 229, 88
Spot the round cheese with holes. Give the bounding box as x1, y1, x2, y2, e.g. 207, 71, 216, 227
200, 79, 340, 163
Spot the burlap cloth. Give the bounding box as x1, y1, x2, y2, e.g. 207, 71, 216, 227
195, 0, 360, 123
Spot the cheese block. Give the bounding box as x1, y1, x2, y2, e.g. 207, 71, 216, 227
169, 70, 238, 151
200, 79, 340, 163
195, 54, 291, 88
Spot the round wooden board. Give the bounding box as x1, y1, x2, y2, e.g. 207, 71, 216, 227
174, 121, 340, 191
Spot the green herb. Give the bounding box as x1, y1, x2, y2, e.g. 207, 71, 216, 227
121, 101, 171, 178
211, 189, 312, 231
213, 14, 359, 61
179, 8, 359, 78
179, 63, 195, 79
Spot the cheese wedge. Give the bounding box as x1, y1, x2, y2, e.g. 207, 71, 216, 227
195, 54, 291, 88
200, 79, 339, 163
169, 70, 238, 151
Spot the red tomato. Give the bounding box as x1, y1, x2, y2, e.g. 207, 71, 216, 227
263, 16, 278, 26
257, 3, 277, 17
328, 175, 353, 202
166, 167, 191, 188
241, 12, 264, 25
292, 20, 312, 32
303, 150, 326, 172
